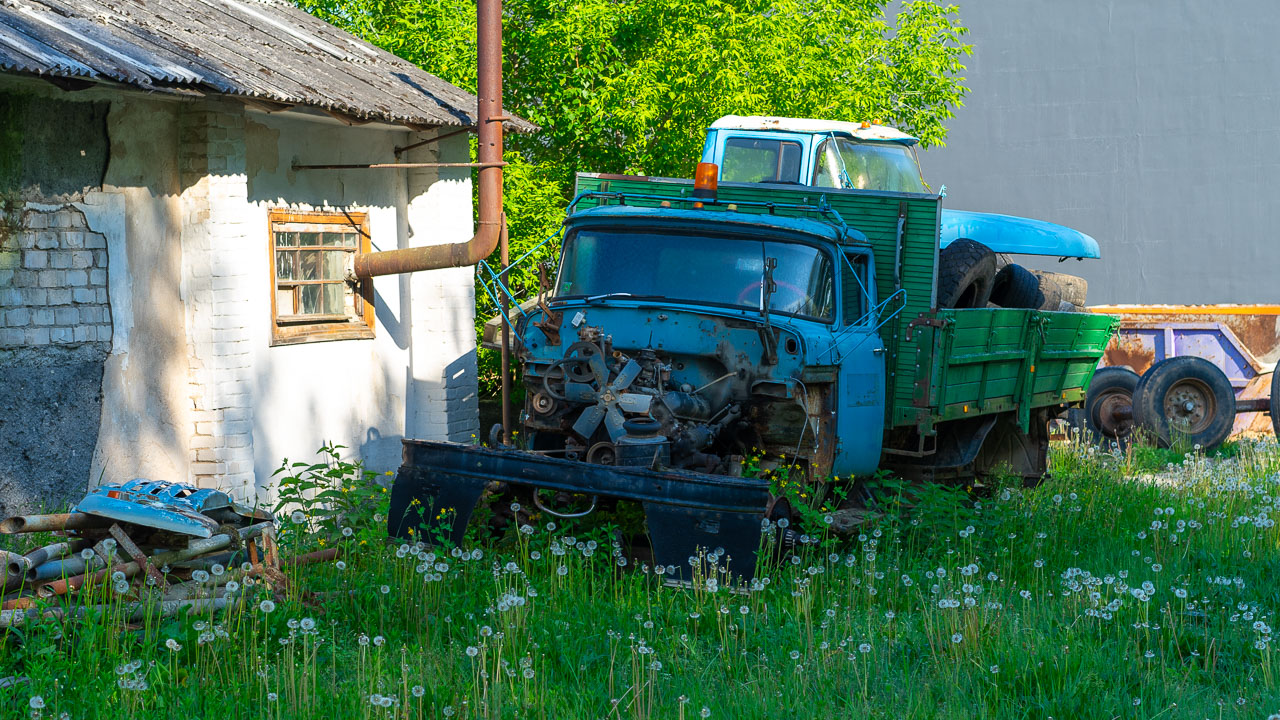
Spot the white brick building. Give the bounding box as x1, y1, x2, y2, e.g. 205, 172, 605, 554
0, 1, 526, 515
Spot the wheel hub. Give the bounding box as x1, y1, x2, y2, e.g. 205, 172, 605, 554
1163, 379, 1215, 434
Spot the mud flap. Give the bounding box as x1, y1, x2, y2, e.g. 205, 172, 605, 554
643, 503, 764, 583
387, 440, 772, 584
387, 466, 487, 546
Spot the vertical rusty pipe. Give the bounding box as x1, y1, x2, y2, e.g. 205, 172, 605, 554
351, 0, 504, 278
499, 218, 512, 442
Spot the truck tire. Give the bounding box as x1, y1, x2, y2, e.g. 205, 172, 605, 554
1084, 367, 1139, 445
1271, 368, 1279, 438
938, 239, 996, 309
1133, 356, 1236, 449
1031, 271, 1088, 307
989, 263, 1043, 309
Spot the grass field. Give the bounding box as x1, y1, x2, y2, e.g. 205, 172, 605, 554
1, 436, 1278, 720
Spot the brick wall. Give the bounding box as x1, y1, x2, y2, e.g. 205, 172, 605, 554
0, 206, 112, 354
178, 103, 256, 495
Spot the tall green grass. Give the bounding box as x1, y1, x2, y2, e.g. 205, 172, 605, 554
2, 437, 1278, 719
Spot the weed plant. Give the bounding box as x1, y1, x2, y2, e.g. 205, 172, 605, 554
1, 437, 1278, 719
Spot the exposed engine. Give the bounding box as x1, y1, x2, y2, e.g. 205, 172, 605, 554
520, 320, 817, 476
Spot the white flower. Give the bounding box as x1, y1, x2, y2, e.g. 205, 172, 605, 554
380, 585, 390, 595
858, 643, 871, 653
989, 665, 999, 674
267, 692, 278, 702
80, 548, 95, 560
300, 617, 316, 631
412, 685, 425, 698
342, 527, 354, 537
166, 638, 182, 652
951, 633, 963, 644
259, 600, 276, 614
290, 510, 306, 524
358, 634, 370, 647
211, 564, 226, 576
335, 561, 347, 570
373, 635, 385, 646
700, 708, 711, 719
114, 580, 130, 594
466, 646, 479, 657
192, 570, 210, 583
111, 570, 126, 583
29, 696, 44, 710
225, 581, 240, 593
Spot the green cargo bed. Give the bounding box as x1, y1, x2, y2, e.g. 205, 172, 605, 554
900, 308, 1119, 434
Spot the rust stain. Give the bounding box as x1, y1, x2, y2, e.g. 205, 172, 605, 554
1103, 335, 1156, 374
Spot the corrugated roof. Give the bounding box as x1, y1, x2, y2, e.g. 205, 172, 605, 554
0, 0, 533, 131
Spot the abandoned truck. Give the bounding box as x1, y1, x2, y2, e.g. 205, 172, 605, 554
388, 165, 1118, 583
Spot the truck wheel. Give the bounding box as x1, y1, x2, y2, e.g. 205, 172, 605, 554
938, 238, 996, 309
989, 263, 1043, 309
1133, 356, 1236, 449
1031, 271, 1088, 307
1270, 368, 1279, 438
1084, 367, 1139, 445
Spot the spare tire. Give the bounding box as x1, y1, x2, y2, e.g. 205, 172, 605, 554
990, 264, 1043, 309
1133, 356, 1236, 449
1031, 271, 1088, 307
938, 239, 997, 309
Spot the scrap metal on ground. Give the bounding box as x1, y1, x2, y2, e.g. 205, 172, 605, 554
0, 479, 327, 626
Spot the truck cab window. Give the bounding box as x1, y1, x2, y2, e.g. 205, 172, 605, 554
721, 138, 802, 184
841, 252, 871, 325
812, 138, 926, 193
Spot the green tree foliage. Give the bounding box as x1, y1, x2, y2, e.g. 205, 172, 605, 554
297, 0, 970, 393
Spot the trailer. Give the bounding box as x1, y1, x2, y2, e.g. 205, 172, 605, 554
1080, 305, 1279, 447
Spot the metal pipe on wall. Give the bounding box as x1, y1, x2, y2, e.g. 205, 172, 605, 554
350, 0, 505, 279
347, 0, 513, 440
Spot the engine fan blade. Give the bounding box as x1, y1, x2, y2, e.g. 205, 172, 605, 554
616, 393, 653, 413
571, 405, 607, 440
603, 406, 627, 442
564, 382, 598, 404
611, 359, 642, 391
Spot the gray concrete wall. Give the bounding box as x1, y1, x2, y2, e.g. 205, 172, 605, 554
920, 0, 1280, 305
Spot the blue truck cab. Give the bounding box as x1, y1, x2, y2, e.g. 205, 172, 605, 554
701, 115, 1101, 260
518, 203, 887, 478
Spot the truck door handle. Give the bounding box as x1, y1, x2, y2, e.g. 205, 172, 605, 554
872, 348, 885, 355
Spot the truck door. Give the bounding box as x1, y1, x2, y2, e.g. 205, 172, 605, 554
832, 249, 885, 476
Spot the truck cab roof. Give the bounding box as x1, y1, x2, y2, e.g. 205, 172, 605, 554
565, 204, 869, 246
709, 115, 919, 147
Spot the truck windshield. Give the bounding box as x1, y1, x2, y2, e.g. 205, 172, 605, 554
812, 137, 925, 193
557, 229, 835, 322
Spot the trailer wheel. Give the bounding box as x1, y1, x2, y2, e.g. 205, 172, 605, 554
989, 263, 1043, 309
1133, 356, 1236, 449
1270, 368, 1279, 438
1084, 367, 1139, 445
938, 239, 997, 309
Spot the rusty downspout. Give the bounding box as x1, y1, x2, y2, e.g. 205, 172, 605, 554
348, 0, 511, 438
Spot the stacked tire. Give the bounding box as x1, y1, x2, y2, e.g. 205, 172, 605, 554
938, 239, 1088, 311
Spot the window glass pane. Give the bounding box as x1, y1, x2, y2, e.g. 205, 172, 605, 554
299, 231, 321, 246
276, 288, 294, 314
298, 284, 321, 314
316, 231, 359, 247
275, 231, 299, 247
722, 138, 803, 183
323, 284, 345, 314
323, 251, 346, 279
276, 251, 296, 280
300, 251, 321, 280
